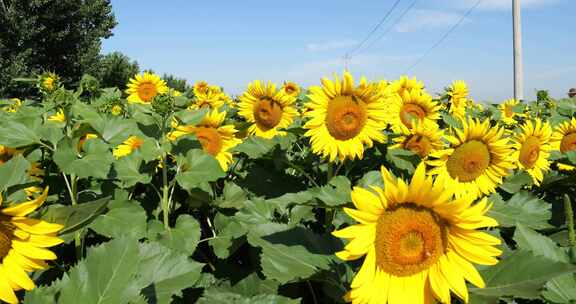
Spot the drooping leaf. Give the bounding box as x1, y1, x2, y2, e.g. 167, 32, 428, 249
41, 197, 110, 237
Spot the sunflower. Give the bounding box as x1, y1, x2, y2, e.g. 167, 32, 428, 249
446, 80, 469, 120
387, 88, 441, 134
0, 188, 63, 304
390, 76, 424, 96
126, 73, 169, 104
238, 80, 298, 139
333, 164, 501, 304
550, 117, 576, 171
428, 118, 514, 199
282, 81, 300, 97
499, 99, 525, 125
168, 109, 241, 171
510, 119, 552, 185
47, 108, 65, 123
113, 136, 144, 159
193, 81, 210, 96
188, 89, 229, 111
391, 121, 444, 159
38, 72, 59, 93
448, 80, 468, 100
303, 72, 387, 162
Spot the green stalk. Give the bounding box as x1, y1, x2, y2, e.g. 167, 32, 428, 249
162, 154, 170, 230
564, 194, 576, 247
63, 173, 82, 259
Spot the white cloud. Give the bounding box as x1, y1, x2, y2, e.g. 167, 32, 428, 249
395, 9, 468, 33
453, 0, 559, 10
305, 39, 358, 52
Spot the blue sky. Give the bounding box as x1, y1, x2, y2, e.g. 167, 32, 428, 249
102, 0, 575, 102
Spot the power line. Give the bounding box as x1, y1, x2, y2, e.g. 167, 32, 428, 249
404, 0, 483, 73
354, 0, 419, 57
346, 0, 403, 57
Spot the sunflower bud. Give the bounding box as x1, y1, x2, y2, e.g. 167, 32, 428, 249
151, 93, 175, 116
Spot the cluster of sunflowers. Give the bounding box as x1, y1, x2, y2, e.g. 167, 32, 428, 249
0, 69, 575, 304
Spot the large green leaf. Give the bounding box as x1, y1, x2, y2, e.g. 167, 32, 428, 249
176, 149, 225, 191
470, 250, 576, 299
135, 241, 204, 304
213, 181, 247, 209
0, 120, 40, 147
499, 171, 533, 193
59, 237, 141, 304
247, 224, 336, 284
543, 274, 576, 303
149, 214, 201, 255
113, 154, 152, 187
41, 197, 110, 238
90, 200, 147, 239
488, 192, 552, 229
232, 136, 276, 159
0, 154, 30, 192
197, 287, 299, 304
53, 138, 113, 179
513, 224, 569, 263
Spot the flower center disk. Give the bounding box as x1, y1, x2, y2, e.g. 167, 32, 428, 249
519, 136, 540, 168
137, 82, 158, 102
194, 127, 223, 156
325, 95, 367, 140
0, 221, 13, 259
560, 133, 576, 153
375, 204, 445, 277
404, 135, 432, 158
253, 98, 283, 131
446, 140, 491, 182
400, 104, 426, 128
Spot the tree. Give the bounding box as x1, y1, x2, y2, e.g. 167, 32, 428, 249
162, 74, 190, 92
97, 52, 140, 89
0, 0, 117, 97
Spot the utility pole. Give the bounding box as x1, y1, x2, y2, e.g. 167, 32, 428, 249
513, 0, 524, 101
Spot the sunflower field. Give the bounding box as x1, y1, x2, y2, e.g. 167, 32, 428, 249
0, 71, 575, 304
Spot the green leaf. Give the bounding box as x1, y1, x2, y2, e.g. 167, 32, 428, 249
543, 273, 576, 303
209, 213, 248, 259
113, 154, 152, 187
135, 241, 204, 304
0, 120, 40, 147
499, 171, 533, 193
176, 149, 225, 191
513, 224, 569, 263
213, 181, 248, 209
0, 154, 30, 192
232, 136, 276, 158
90, 200, 147, 239
488, 192, 552, 229
59, 237, 141, 304
357, 170, 384, 189
149, 214, 201, 255
175, 108, 208, 125
41, 197, 110, 237
308, 175, 351, 206
198, 287, 299, 304
385, 148, 418, 173
442, 112, 463, 129
247, 225, 335, 284
470, 250, 576, 299
53, 138, 113, 179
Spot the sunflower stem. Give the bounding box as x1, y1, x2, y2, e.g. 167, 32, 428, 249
162, 154, 170, 230
63, 173, 82, 259
564, 194, 576, 247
